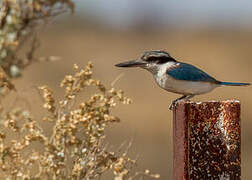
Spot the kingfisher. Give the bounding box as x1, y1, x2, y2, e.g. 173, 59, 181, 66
115, 50, 250, 110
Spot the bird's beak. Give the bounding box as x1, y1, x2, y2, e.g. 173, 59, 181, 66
115, 59, 147, 68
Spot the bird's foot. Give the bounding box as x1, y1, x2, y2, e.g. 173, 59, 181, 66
169, 100, 184, 110
169, 95, 194, 111
169, 100, 179, 111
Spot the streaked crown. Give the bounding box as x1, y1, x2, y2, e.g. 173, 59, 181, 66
141, 50, 176, 64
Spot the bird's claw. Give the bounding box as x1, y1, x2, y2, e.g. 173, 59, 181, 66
168, 104, 173, 111
169, 100, 177, 110
169, 99, 192, 110
169, 95, 194, 111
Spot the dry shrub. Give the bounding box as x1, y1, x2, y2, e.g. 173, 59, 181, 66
0, 1, 161, 179
0, 62, 160, 179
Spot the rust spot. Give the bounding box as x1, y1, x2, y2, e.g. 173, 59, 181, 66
173, 100, 241, 180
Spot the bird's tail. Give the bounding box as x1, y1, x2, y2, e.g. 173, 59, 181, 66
218, 81, 250, 86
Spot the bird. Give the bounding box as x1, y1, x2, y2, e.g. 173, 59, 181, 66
115, 50, 250, 110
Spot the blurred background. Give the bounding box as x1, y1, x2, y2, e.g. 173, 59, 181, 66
15, 0, 252, 179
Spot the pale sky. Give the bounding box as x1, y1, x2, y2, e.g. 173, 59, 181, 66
74, 0, 252, 28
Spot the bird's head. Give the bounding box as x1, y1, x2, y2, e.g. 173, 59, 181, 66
115, 50, 176, 73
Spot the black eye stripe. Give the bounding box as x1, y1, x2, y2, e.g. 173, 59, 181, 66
146, 56, 176, 64
157, 57, 169, 64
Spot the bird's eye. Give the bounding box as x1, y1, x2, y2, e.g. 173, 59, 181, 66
146, 57, 157, 62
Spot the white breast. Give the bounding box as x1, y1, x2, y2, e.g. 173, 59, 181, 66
154, 62, 218, 95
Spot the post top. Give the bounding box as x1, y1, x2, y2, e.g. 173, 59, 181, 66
178, 99, 240, 105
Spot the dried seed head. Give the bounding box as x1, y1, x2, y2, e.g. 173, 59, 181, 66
0, 62, 159, 179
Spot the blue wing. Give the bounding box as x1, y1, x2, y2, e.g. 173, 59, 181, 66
167, 63, 218, 83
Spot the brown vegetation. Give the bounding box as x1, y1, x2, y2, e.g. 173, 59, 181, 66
0, 0, 160, 179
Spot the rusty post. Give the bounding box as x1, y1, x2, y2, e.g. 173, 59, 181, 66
173, 100, 241, 180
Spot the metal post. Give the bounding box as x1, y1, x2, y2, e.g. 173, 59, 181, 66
173, 100, 241, 180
